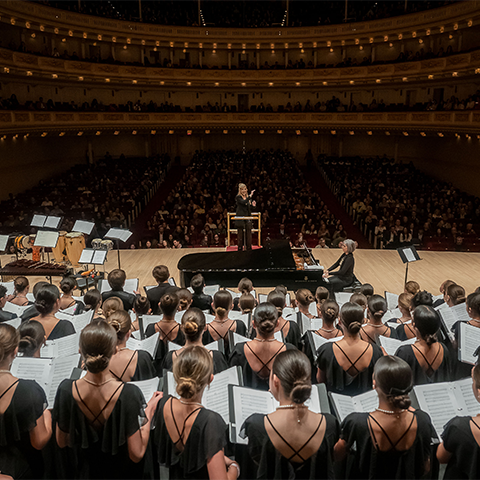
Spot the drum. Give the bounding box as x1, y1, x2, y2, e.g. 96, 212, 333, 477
52, 231, 67, 263
65, 232, 86, 267
100, 239, 114, 251
91, 238, 102, 249
13, 235, 28, 252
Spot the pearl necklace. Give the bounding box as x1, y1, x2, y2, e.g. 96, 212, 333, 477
253, 337, 277, 342
276, 404, 308, 423
0, 370, 12, 375
375, 407, 406, 419
180, 399, 203, 407
366, 322, 386, 328
83, 377, 115, 387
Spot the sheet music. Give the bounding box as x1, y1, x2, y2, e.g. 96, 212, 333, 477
3, 301, 29, 317
226, 289, 241, 300
451, 303, 470, 322
230, 385, 277, 444
100, 278, 138, 295
168, 342, 182, 352
458, 322, 480, 365
34, 230, 59, 248
204, 285, 220, 296
92, 250, 107, 265
283, 307, 295, 318
439, 309, 459, 341
143, 285, 155, 292
11, 357, 52, 388
105, 228, 132, 243
329, 393, 356, 422
73, 220, 95, 235
61, 304, 77, 315
309, 332, 343, 354
205, 341, 219, 351
353, 390, 379, 413
131, 377, 160, 403
55, 311, 75, 321
384, 308, 402, 322
174, 311, 186, 323
0, 282, 14, 296
47, 354, 81, 406
378, 336, 417, 356
44, 216, 62, 229
79, 249, 95, 264
126, 332, 159, 356
330, 389, 378, 422
413, 382, 463, 438
26, 293, 35, 302
71, 311, 93, 333
203, 367, 241, 423
168, 278, 177, 287
205, 314, 216, 324
141, 315, 162, 335
403, 248, 416, 262
455, 377, 480, 417
433, 294, 444, 302
335, 292, 352, 306
385, 292, 399, 310
3, 317, 20, 329
31, 214, 46, 227
308, 303, 317, 316
258, 294, 267, 303
40, 332, 80, 358
304, 385, 322, 413
231, 332, 250, 346
229, 311, 250, 328
0, 235, 9, 252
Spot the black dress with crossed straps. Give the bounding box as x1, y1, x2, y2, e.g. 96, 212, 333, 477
243, 412, 339, 479
441, 415, 480, 479
360, 324, 398, 343
316, 342, 383, 395
109, 350, 156, 382
339, 411, 434, 479
395, 343, 452, 385
52, 379, 153, 479
228, 341, 297, 390
0, 379, 47, 479
153, 395, 228, 480
203, 319, 247, 352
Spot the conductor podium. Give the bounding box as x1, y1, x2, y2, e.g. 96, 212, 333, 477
178, 240, 325, 290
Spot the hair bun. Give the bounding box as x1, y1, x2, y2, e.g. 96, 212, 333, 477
183, 320, 199, 336
291, 383, 312, 404
176, 376, 196, 399
348, 321, 362, 335
109, 320, 121, 332
85, 353, 109, 374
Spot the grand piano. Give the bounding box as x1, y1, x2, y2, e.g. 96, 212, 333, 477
177, 240, 326, 290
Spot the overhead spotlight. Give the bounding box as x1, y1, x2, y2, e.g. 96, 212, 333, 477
114, 131, 120, 135
367, 131, 372, 135
132, 130, 137, 135
437, 132, 444, 137
420, 132, 426, 137
96, 131, 101, 135
41, 132, 48, 137
224, 130, 229, 134
169, 130, 174, 134
403, 131, 409, 136
277, 129, 282, 134
296, 130, 301, 135
59, 132, 65, 136
331, 130, 336, 135
385, 131, 391, 136
187, 130, 192, 135
349, 131, 355, 135
313, 130, 319, 134
259, 130, 264, 134
77, 131, 83, 136
205, 129, 210, 134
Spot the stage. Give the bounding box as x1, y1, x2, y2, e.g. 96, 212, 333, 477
2, 247, 480, 298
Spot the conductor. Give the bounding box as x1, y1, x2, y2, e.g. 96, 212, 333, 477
236, 183, 256, 251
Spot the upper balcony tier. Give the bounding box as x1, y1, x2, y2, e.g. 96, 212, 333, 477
1, 1, 479, 48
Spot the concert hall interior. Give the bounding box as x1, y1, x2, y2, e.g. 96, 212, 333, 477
1, 1, 480, 479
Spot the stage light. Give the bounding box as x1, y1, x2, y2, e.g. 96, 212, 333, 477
123, 45, 127, 50
26, 71, 33, 76
403, 77, 408, 82
384, 35, 388, 42
160, 81, 164, 85
186, 82, 191, 86
398, 33, 403, 40
259, 130, 264, 134
25, 21, 31, 28
3, 67, 9, 73
454, 23, 458, 30
419, 39, 424, 44
169, 130, 174, 134
77, 131, 83, 136
277, 129, 282, 134
426, 29, 431, 36
331, 130, 336, 135
114, 131, 120, 135
41, 132, 48, 137
52, 74, 58, 79
132, 80, 137, 84
40, 25, 45, 31
54, 27, 59, 34
420, 132, 426, 137
151, 130, 156, 135
403, 131, 409, 136
341, 40, 345, 46
369, 37, 374, 43
385, 131, 391, 135
59, 132, 65, 136
349, 131, 355, 135
438, 132, 444, 137
367, 131, 372, 135
132, 130, 137, 135
95, 131, 102, 136
223, 130, 228, 134
31, 33, 36, 38
468, 20, 473, 27
428, 75, 434, 80
323, 81, 328, 86
268, 82, 274, 86
376, 79, 381, 83
449, 34, 453, 39
141, 39, 145, 45
313, 130, 319, 134
355, 38, 359, 45
389, 43, 393, 47
296, 130, 301, 135
212, 50, 216, 54
329, 48, 334, 53
326, 41, 331, 47
452, 72, 458, 77
313, 42, 317, 48
105, 78, 110, 82
187, 130, 192, 135
205, 130, 210, 134
440, 26, 444, 33
295, 82, 300, 86
98, 34, 102, 41
300, 49, 304, 53
83, 32, 87, 39
349, 80, 354, 84
112, 36, 116, 42
360, 45, 364, 50
412, 31, 417, 38
241, 82, 246, 86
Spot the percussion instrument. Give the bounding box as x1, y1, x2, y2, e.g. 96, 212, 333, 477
65, 232, 85, 267
91, 238, 102, 249
13, 235, 29, 252
52, 230, 67, 263
0, 259, 67, 280
100, 239, 114, 251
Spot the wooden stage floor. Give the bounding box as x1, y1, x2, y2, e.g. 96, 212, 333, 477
3, 247, 477, 298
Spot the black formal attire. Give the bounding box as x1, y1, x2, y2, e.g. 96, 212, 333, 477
102, 289, 136, 311
48, 319, 75, 340
243, 412, 339, 479
229, 341, 297, 390
153, 395, 228, 479
20, 305, 38, 323
316, 342, 383, 395
441, 416, 480, 479
326, 253, 355, 294
191, 292, 213, 313
395, 342, 452, 385
52, 380, 153, 479
236, 194, 254, 251
339, 410, 434, 479
0, 379, 47, 479
0, 308, 16, 322
146, 284, 179, 315
109, 350, 157, 382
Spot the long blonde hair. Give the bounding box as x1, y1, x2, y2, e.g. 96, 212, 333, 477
238, 183, 247, 195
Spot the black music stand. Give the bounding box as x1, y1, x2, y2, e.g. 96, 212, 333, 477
34, 231, 60, 283
77, 248, 107, 291
397, 245, 421, 284
104, 228, 133, 269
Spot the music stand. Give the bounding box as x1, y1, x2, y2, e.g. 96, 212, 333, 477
34, 231, 59, 282
30, 215, 62, 229
73, 220, 95, 236
78, 248, 107, 290
397, 245, 421, 284
104, 228, 133, 269
0, 235, 9, 269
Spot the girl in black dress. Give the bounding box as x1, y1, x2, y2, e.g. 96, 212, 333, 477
131, 295, 151, 333
31, 284, 75, 340
18, 320, 45, 357
452, 292, 480, 342
59, 277, 85, 315
154, 346, 239, 480
437, 362, 480, 479
266, 291, 301, 348
316, 302, 383, 395
395, 305, 452, 385
387, 293, 414, 337
314, 287, 329, 318
229, 303, 296, 390
83, 289, 104, 322
146, 292, 184, 376
243, 349, 339, 479
162, 308, 228, 374
360, 295, 397, 344
0, 324, 52, 479
53, 321, 161, 479
396, 291, 433, 341
293, 289, 316, 321
106, 310, 156, 382
204, 291, 247, 349
335, 355, 434, 479
444, 283, 466, 308
314, 300, 342, 339
9, 276, 31, 306
233, 277, 256, 311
